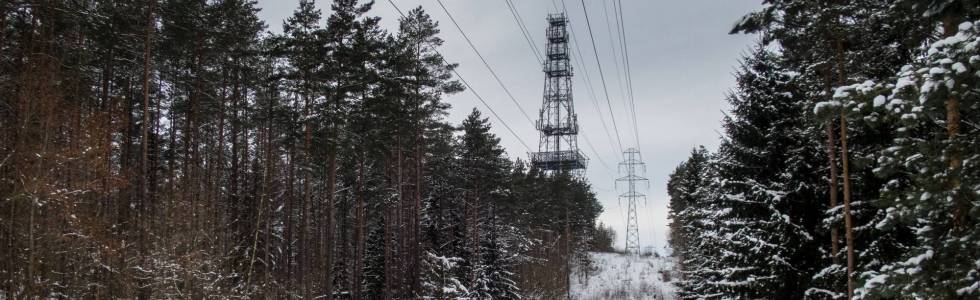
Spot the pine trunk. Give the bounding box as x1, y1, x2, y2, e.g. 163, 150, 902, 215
216, 66, 228, 254
826, 123, 840, 265
942, 16, 969, 234
324, 130, 338, 300
412, 129, 422, 296
186, 23, 204, 246
384, 154, 395, 300
138, 1, 155, 298
302, 90, 313, 299
834, 33, 855, 300
251, 88, 274, 286
822, 73, 840, 265
353, 157, 365, 300
285, 149, 296, 293
396, 134, 405, 298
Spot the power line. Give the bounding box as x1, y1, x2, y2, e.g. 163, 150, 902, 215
453, 69, 532, 152
555, 0, 620, 155
616, 0, 642, 152
574, 59, 618, 154
578, 0, 624, 153
613, 0, 649, 252
570, 31, 617, 154
433, 0, 536, 126
504, 0, 543, 64
602, 0, 630, 119
571, 42, 620, 155
550, 0, 561, 11
581, 132, 616, 177
603, 0, 637, 150
385, 0, 531, 152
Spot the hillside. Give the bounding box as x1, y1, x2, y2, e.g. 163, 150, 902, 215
571, 252, 677, 300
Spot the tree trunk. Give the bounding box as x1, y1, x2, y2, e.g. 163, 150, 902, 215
138, 1, 155, 298
839, 115, 855, 299
215, 66, 228, 254
263, 86, 276, 292
353, 156, 365, 300
324, 129, 338, 300
185, 19, 204, 248
826, 123, 840, 265
285, 148, 296, 294
383, 155, 394, 300
396, 134, 404, 298
247, 71, 271, 283
301, 71, 313, 299
412, 130, 422, 295
822, 73, 840, 266
834, 31, 855, 299
941, 16, 969, 234
27, 197, 35, 298
231, 65, 244, 265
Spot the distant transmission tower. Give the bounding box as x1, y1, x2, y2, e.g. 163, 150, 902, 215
617, 148, 648, 255
530, 13, 587, 176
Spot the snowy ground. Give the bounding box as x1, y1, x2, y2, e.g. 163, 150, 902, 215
570, 252, 677, 300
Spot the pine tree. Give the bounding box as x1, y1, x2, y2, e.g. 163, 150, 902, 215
0, 2, 611, 298
455, 109, 516, 298
281, 1, 325, 297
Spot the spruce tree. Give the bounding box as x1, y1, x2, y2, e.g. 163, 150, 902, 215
828, 17, 980, 299
667, 146, 710, 272
698, 46, 821, 299
734, 2, 935, 298
672, 151, 724, 299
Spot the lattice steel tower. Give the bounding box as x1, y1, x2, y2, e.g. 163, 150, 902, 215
531, 13, 587, 175
617, 148, 648, 255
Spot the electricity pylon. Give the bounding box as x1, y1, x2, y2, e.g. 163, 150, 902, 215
617, 148, 648, 255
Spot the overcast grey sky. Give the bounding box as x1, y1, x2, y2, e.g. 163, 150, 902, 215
255, 0, 762, 253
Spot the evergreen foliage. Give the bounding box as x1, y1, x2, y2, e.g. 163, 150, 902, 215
671, 1, 980, 299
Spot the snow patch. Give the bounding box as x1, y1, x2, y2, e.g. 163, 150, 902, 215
571, 252, 676, 300
873, 95, 886, 107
